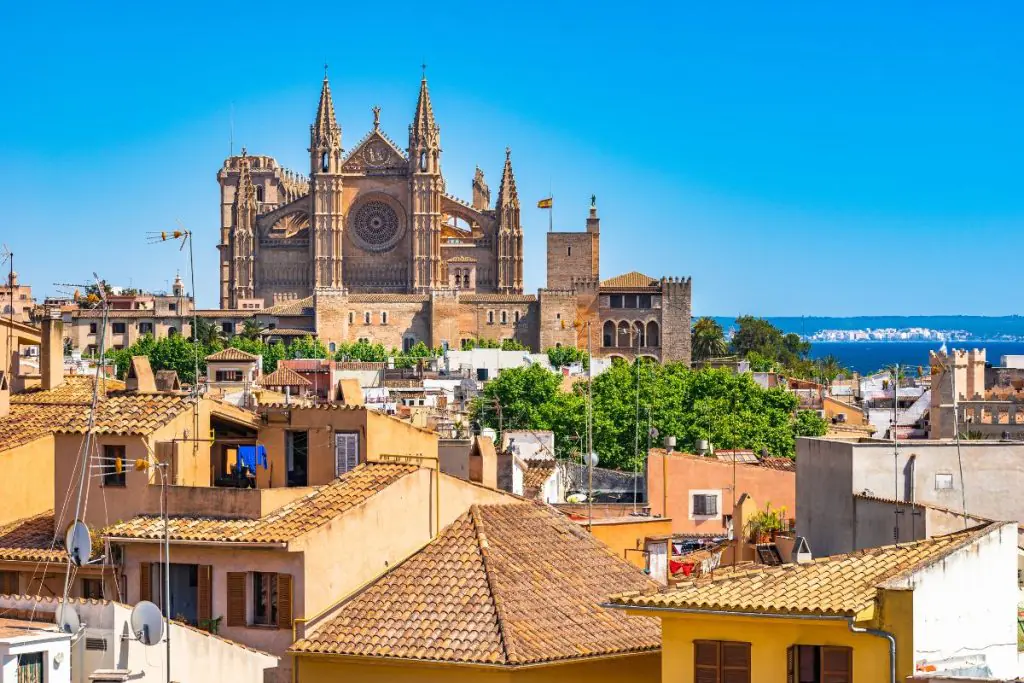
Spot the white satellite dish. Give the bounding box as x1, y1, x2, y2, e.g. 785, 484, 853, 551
55, 604, 80, 634
130, 601, 164, 646
65, 521, 92, 567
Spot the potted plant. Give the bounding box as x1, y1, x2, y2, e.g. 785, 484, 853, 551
746, 503, 786, 544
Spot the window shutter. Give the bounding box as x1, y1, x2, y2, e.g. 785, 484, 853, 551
334, 433, 359, 476
197, 565, 212, 624
226, 572, 247, 627
721, 642, 750, 683
822, 646, 852, 683
787, 645, 796, 683
139, 563, 151, 603
708, 495, 718, 516
694, 640, 721, 683
276, 573, 293, 630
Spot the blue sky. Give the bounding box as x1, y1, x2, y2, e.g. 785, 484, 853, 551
1, 2, 1021, 315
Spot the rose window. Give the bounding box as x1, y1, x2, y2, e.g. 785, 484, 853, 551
352, 201, 401, 252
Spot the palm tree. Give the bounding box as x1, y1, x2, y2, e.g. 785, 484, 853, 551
814, 354, 845, 385
192, 318, 226, 347
240, 318, 266, 341
692, 317, 728, 362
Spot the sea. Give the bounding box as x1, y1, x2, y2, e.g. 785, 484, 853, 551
806, 341, 1024, 375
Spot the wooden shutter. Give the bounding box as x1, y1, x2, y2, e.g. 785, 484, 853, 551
822, 646, 852, 683
786, 645, 796, 683
334, 433, 359, 476
721, 642, 750, 683
0, 571, 18, 595
276, 573, 293, 630
197, 565, 212, 624
139, 562, 151, 603
694, 640, 721, 683
226, 572, 247, 627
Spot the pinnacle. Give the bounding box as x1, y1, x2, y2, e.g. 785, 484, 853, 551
412, 76, 437, 136
313, 75, 339, 137
497, 147, 519, 207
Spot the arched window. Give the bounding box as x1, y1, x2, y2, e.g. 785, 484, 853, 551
647, 321, 660, 347
420, 151, 428, 171
567, 246, 572, 256
500, 311, 508, 324
487, 310, 494, 324
603, 321, 614, 347
255, 185, 264, 202
364, 311, 371, 325
616, 321, 631, 348
403, 336, 416, 353
381, 311, 388, 325
329, 342, 336, 353
513, 311, 520, 323
463, 272, 470, 288
321, 152, 329, 172
167, 327, 178, 337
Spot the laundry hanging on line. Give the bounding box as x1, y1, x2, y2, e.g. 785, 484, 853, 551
236, 445, 268, 471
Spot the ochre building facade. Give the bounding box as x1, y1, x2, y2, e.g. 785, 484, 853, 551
216, 74, 691, 362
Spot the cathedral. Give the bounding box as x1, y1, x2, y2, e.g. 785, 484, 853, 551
217, 73, 692, 363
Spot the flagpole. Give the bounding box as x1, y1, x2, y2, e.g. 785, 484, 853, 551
549, 195, 553, 233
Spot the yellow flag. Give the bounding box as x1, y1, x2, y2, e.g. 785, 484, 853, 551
537, 197, 553, 209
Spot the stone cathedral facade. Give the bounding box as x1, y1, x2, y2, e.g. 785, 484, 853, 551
216, 74, 692, 363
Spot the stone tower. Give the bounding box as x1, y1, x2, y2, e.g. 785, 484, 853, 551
231, 149, 257, 301
408, 75, 443, 292
496, 148, 524, 293
309, 74, 344, 289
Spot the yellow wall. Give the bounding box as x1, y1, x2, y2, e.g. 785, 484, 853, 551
0, 435, 55, 524
257, 407, 439, 487
656, 612, 895, 683
589, 519, 673, 569
294, 651, 660, 683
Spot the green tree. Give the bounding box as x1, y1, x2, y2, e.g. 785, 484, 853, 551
691, 317, 728, 362
288, 335, 329, 359
239, 319, 266, 341
335, 340, 388, 363
546, 346, 589, 370
191, 319, 226, 349
731, 316, 785, 359
394, 341, 434, 368
793, 409, 829, 439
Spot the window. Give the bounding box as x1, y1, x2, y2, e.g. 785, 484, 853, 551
487, 310, 494, 324
624, 294, 638, 308
610, 295, 623, 309
603, 321, 615, 347
364, 311, 371, 325
215, 370, 244, 382
335, 433, 359, 476
348, 312, 354, 325
419, 150, 427, 171
255, 185, 264, 202
789, 645, 852, 683
692, 493, 717, 516
148, 562, 201, 625
168, 327, 178, 337
328, 342, 336, 353
268, 323, 276, 330
139, 322, 153, 335
17, 652, 43, 683
935, 473, 954, 490
403, 337, 416, 353
381, 311, 388, 325
222, 322, 234, 334
168, 302, 177, 312
321, 152, 329, 172
102, 445, 126, 487
358, 337, 369, 344
252, 572, 278, 626
555, 313, 561, 320
638, 294, 652, 308
89, 322, 98, 334
567, 246, 572, 256
695, 640, 750, 683
81, 577, 103, 599
514, 311, 520, 323
286, 431, 308, 487
500, 310, 508, 324
0, 570, 18, 594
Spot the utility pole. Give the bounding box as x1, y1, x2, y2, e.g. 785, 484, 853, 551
587, 321, 594, 532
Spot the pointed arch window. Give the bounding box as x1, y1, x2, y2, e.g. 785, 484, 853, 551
500, 311, 508, 325
513, 311, 521, 324
255, 185, 264, 203
487, 310, 494, 325
419, 151, 428, 172
321, 152, 329, 172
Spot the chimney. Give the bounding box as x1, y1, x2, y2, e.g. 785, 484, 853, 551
40, 308, 64, 392
0, 371, 9, 418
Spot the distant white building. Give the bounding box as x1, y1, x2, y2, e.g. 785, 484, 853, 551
0, 617, 71, 683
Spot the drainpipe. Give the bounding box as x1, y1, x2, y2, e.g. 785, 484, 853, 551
847, 620, 896, 683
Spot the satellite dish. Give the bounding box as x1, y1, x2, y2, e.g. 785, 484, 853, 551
65, 521, 92, 567
130, 601, 164, 646
55, 604, 80, 634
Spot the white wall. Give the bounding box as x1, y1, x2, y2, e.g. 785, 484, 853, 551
893, 523, 1019, 679
0, 630, 71, 683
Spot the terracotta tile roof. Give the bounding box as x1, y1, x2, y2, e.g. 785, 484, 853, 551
0, 513, 64, 563
1, 390, 192, 452
601, 271, 659, 289
261, 297, 314, 316
103, 463, 418, 544
261, 367, 312, 387
522, 460, 556, 491
291, 501, 660, 664
650, 448, 796, 473
263, 327, 316, 336
610, 523, 999, 617
0, 618, 59, 638
11, 375, 125, 405
206, 348, 259, 362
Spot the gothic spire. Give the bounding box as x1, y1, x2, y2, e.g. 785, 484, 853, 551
309, 74, 342, 174
497, 147, 519, 208
313, 75, 339, 139
236, 148, 256, 213
411, 74, 438, 138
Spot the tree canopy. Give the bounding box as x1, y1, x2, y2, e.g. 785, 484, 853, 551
470, 360, 827, 471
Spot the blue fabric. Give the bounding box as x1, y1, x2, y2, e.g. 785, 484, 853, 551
237, 445, 267, 471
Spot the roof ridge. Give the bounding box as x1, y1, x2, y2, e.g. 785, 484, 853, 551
469, 504, 513, 665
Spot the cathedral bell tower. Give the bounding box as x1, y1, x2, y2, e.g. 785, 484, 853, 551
308, 71, 344, 289
232, 148, 257, 303
408, 72, 443, 292
496, 148, 523, 293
